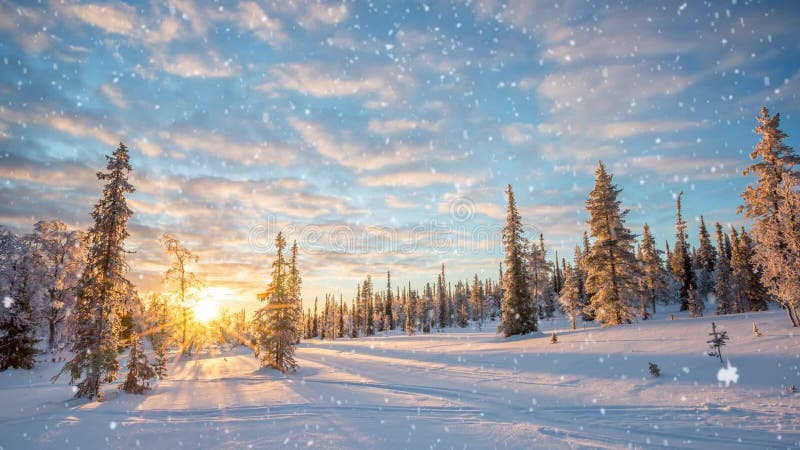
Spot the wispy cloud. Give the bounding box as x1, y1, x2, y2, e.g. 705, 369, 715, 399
257, 63, 402, 103
100, 84, 128, 109
360, 170, 485, 188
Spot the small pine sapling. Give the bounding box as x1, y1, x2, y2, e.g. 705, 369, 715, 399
752, 321, 763, 337
550, 331, 558, 344
121, 335, 156, 394
707, 321, 729, 364
648, 362, 661, 377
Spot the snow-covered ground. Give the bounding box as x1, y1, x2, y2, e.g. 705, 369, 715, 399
2, 308, 799, 449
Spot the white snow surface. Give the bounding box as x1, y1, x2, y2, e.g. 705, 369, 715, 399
1, 308, 799, 449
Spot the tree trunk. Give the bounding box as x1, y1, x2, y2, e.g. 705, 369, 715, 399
788, 304, 800, 327
48, 319, 57, 352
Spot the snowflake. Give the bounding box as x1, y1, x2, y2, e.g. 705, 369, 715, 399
2, 296, 12, 308
717, 361, 739, 387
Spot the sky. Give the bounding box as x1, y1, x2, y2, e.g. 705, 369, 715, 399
1, 0, 799, 313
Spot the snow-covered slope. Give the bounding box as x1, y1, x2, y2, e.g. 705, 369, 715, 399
1, 308, 799, 449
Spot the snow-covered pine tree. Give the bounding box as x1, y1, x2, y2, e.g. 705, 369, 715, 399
740, 107, 800, 326
29, 220, 85, 352
252, 232, 297, 373
364, 276, 374, 336
54, 144, 135, 400
728, 228, 749, 313
404, 292, 414, 335
558, 263, 582, 330
639, 224, 668, 317
0, 233, 39, 371
437, 265, 447, 329
714, 223, 734, 315
669, 192, 695, 310
765, 174, 800, 320
499, 185, 537, 337
687, 285, 704, 317
584, 162, 639, 326
144, 293, 170, 379
470, 274, 483, 324
553, 253, 563, 294
338, 297, 345, 339
419, 283, 432, 333
353, 284, 361, 336
385, 271, 394, 331
349, 299, 358, 338
579, 232, 595, 322
528, 234, 555, 319
120, 333, 155, 394
736, 228, 768, 312
455, 280, 469, 327
311, 297, 319, 337
695, 216, 716, 304
287, 241, 303, 343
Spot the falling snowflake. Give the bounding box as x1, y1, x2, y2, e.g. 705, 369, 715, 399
109, 421, 118, 430
717, 361, 739, 387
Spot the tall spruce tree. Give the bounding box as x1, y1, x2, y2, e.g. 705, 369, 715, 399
385, 271, 394, 331
287, 241, 303, 343
695, 216, 717, 303
639, 224, 668, 317
670, 192, 695, 310
498, 185, 536, 336
364, 275, 374, 336
740, 107, 800, 325
253, 232, 297, 373
437, 265, 447, 329
0, 234, 39, 371
404, 292, 415, 335
714, 223, 734, 315
734, 228, 769, 312
584, 162, 639, 326
558, 264, 582, 330
55, 143, 136, 400
470, 274, 483, 324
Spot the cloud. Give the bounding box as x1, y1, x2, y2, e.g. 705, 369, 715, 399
233, 2, 286, 46
288, 118, 410, 172
63, 2, 136, 36
256, 63, 401, 103
162, 130, 296, 167
368, 119, 440, 135
0, 155, 96, 190
360, 170, 485, 188
385, 195, 416, 209
133, 138, 163, 158
152, 51, 239, 78
100, 84, 128, 109
502, 123, 535, 145
539, 119, 701, 140
273, 1, 349, 29
613, 155, 740, 180
46, 115, 120, 147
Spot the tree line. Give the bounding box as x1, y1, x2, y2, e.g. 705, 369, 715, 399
0, 107, 797, 395
500, 107, 799, 335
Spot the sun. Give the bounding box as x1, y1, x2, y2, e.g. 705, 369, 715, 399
193, 298, 218, 323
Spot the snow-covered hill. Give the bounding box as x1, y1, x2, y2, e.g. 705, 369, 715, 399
1, 308, 799, 449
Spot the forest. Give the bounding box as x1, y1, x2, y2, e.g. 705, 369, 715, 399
1, 107, 797, 402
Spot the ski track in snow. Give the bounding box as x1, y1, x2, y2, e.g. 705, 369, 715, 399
1, 308, 799, 449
